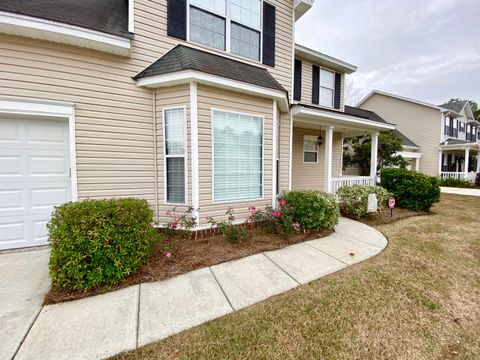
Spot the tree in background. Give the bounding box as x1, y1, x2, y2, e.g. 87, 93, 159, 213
446, 98, 480, 121
343, 132, 408, 176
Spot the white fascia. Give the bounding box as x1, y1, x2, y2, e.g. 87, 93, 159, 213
292, 105, 396, 131
295, 44, 357, 74
357, 90, 446, 111
397, 151, 422, 159
0, 11, 131, 57
294, 0, 314, 21
136, 70, 290, 111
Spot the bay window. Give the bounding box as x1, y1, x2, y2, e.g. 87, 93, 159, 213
319, 69, 335, 107
164, 108, 186, 204
213, 110, 263, 202
188, 0, 262, 61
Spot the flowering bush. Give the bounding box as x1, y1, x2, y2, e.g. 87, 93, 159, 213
337, 185, 390, 219
207, 207, 253, 243
162, 206, 198, 256
281, 190, 339, 230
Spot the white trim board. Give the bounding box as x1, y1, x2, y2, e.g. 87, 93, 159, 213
0, 11, 131, 57
295, 43, 357, 74
0, 97, 78, 201
136, 70, 289, 112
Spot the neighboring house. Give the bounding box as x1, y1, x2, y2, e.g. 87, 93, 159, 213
0, 0, 393, 250
357, 91, 480, 181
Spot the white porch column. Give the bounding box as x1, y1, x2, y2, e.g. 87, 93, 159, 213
415, 158, 420, 172
190, 82, 199, 227
370, 132, 379, 182
324, 126, 334, 193
464, 148, 470, 178
477, 153, 480, 172
438, 151, 443, 176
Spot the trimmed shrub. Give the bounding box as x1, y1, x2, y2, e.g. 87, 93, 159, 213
380, 168, 440, 211
48, 198, 159, 290
337, 185, 390, 219
439, 177, 472, 188
280, 190, 339, 230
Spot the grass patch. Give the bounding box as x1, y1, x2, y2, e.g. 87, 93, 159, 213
113, 194, 480, 360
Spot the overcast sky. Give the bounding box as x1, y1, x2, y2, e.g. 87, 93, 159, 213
295, 0, 480, 106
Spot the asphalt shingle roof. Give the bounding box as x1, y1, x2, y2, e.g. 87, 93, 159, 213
440, 138, 477, 146
344, 106, 388, 124
0, 0, 130, 38
390, 129, 419, 148
133, 45, 286, 92
439, 100, 468, 114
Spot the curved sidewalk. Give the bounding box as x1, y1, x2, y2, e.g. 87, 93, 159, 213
10, 218, 388, 360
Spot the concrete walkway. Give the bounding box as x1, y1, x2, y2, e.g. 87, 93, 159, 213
441, 186, 480, 197
3, 218, 388, 360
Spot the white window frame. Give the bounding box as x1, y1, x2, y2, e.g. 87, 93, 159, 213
186, 0, 263, 63
163, 106, 188, 205
303, 135, 318, 164
318, 68, 335, 108
211, 108, 265, 204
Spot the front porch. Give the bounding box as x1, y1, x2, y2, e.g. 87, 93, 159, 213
439, 142, 480, 183
291, 105, 395, 194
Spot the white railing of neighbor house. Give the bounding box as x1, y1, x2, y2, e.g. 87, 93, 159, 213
331, 176, 375, 194
440, 172, 478, 183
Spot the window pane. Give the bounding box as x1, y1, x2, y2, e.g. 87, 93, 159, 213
190, 7, 225, 50
303, 138, 317, 152
231, 22, 260, 61
165, 108, 185, 155
320, 69, 335, 89
214, 110, 263, 201
190, 0, 226, 15
320, 88, 334, 107
304, 152, 317, 163
231, 0, 261, 28
166, 158, 185, 203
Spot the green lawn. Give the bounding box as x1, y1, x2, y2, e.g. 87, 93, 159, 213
114, 194, 480, 360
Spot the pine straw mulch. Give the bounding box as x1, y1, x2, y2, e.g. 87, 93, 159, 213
356, 206, 430, 226
44, 227, 333, 305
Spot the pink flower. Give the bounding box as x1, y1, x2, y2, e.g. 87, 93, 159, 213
278, 199, 286, 206
165, 252, 172, 258
248, 205, 256, 211
273, 211, 282, 218
171, 222, 177, 229
165, 210, 171, 216
292, 222, 300, 231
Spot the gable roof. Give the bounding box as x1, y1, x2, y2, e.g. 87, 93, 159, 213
133, 45, 286, 92
295, 44, 357, 74
0, 0, 130, 38
356, 90, 445, 111
390, 129, 419, 148
438, 100, 468, 114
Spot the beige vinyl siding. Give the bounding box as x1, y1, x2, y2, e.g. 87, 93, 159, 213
278, 110, 291, 192
296, 57, 345, 111
291, 127, 342, 190
196, 85, 274, 226
154, 85, 191, 224
134, 0, 293, 94
360, 94, 442, 176
0, 34, 156, 205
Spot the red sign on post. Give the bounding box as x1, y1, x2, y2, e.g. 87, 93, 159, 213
389, 197, 395, 209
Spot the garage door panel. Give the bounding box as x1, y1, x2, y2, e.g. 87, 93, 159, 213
0, 117, 71, 249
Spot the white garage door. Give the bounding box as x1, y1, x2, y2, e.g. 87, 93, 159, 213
0, 116, 71, 250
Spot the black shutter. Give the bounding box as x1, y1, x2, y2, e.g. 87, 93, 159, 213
167, 0, 187, 40
262, 2, 275, 66
334, 73, 341, 109
312, 65, 319, 104
293, 59, 302, 101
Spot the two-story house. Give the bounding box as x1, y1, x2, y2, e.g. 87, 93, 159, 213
0, 0, 394, 250
358, 91, 480, 182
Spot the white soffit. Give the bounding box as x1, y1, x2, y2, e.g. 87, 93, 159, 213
294, 0, 314, 20
0, 11, 131, 57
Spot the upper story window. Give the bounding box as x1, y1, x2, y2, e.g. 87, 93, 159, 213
188, 0, 262, 61
319, 69, 335, 108
444, 117, 458, 138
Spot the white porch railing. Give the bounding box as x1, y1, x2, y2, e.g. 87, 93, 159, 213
331, 176, 376, 194
440, 172, 477, 183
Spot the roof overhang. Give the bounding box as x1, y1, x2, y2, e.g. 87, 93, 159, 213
295, 44, 357, 74
439, 142, 480, 151
357, 90, 444, 111
397, 150, 422, 159
136, 70, 289, 112
294, 0, 314, 21
0, 11, 131, 56
292, 105, 396, 134
439, 108, 462, 118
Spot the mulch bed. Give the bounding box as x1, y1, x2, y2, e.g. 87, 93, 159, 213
44, 227, 333, 305
356, 207, 429, 226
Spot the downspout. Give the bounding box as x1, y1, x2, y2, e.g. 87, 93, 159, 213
152, 89, 159, 223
